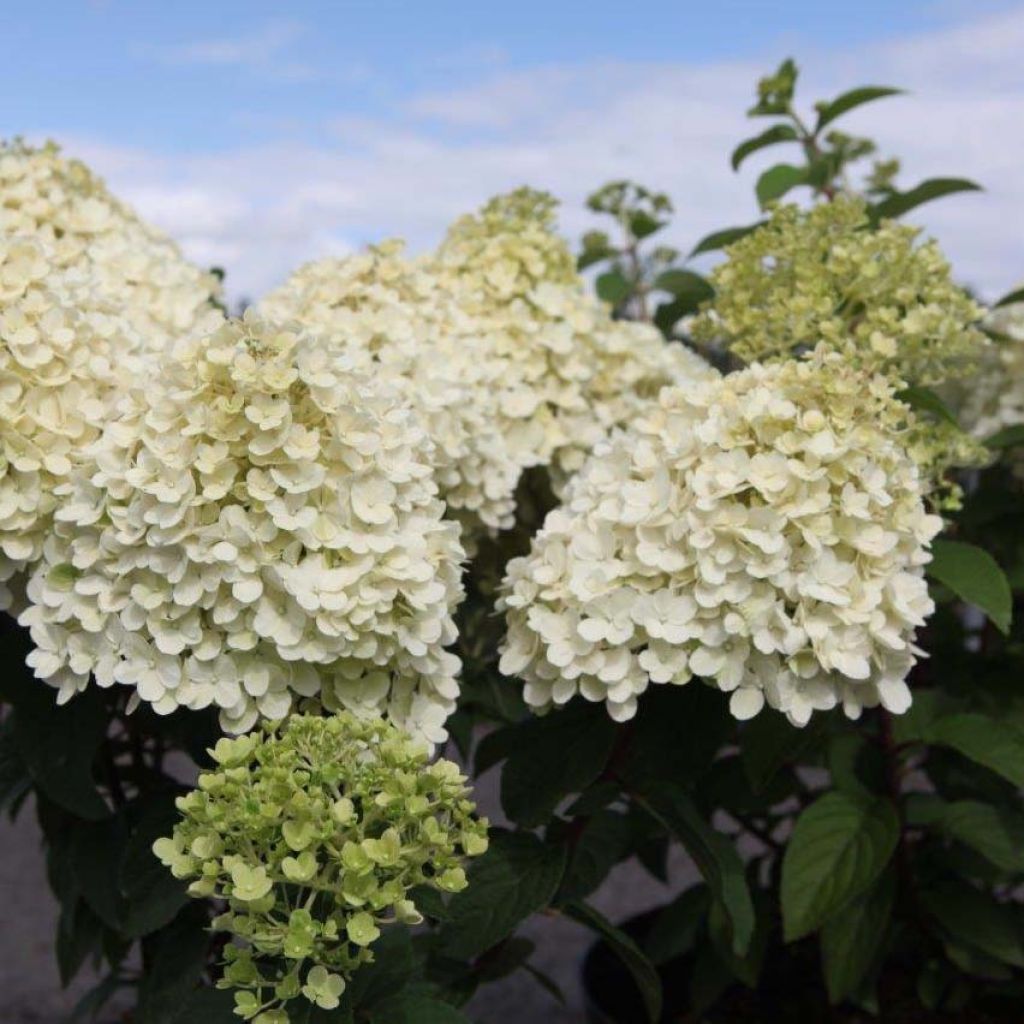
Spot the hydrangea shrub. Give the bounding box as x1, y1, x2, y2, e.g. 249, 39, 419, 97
1, 59, 1023, 1024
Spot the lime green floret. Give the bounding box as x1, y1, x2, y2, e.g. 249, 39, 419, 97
693, 197, 987, 388
153, 713, 488, 1024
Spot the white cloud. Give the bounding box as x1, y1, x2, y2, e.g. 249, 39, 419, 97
74, 8, 1024, 303
134, 19, 313, 77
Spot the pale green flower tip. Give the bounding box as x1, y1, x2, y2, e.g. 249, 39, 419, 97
345, 912, 381, 947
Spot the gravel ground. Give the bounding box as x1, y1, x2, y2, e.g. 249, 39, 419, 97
1, 782, 697, 1024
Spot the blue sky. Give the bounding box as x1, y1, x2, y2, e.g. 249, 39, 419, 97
7, 1, 1023, 299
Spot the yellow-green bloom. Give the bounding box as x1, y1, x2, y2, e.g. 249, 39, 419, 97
153, 713, 488, 1023
693, 198, 986, 387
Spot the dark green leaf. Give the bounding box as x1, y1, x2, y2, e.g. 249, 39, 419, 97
3, 633, 109, 819
120, 795, 189, 937
522, 963, 566, 1005
558, 810, 632, 902
780, 792, 899, 942
814, 86, 904, 132
596, 270, 631, 306
821, 871, 895, 1004
985, 423, 1024, 450
896, 386, 960, 427
169, 989, 236, 1024
71, 817, 127, 931
928, 540, 1011, 634
653, 268, 713, 303
564, 902, 662, 1023
941, 800, 1024, 873
136, 904, 211, 1023
0, 715, 31, 816
620, 684, 732, 787
925, 880, 1024, 970
740, 712, 826, 793
56, 900, 104, 987
499, 702, 616, 827
708, 892, 769, 988
870, 178, 982, 222
688, 222, 763, 258
994, 286, 1024, 309
630, 210, 665, 240
730, 124, 798, 170
68, 973, 123, 1023
756, 163, 807, 208
631, 781, 754, 956
644, 885, 709, 965
925, 713, 1024, 789
439, 831, 566, 959
373, 996, 469, 1024
348, 926, 414, 1011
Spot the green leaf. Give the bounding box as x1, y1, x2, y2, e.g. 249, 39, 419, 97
940, 800, 1024, 873
631, 781, 754, 956
994, 286, 1024, 309
985, 423, 1024, 450
68, 973, 123, 1023
740, 712, 827, 793
780, 792, 899, 942
71, 817, 127, 931
870, 177, 982, 222
814, 86, 904, 132
731, 124, 798, 170
499, 702, 616, 827
708, 893, 768, 988
56, 900, 104, 987
688, 222, 763, 258
644, 885, 709, 965
0, 715, 31, 817
596, 270, 631, 306
928, 540, 1012, 634
821, 871, 895, 1004
653, 268, 713, 304
564, 901, 662, 1023
373, 996, 469, 1024
756, 163, 807, 208
558, 810, 633, 902
120, 795, 190, 937
896, 386, 960, 427
630, 210, 665, 240
926, 880, 1024, 970
135, 904, 211, 1024
1, 626, 109, 820
925, 713, 1024, 789
347, 926, 414, 1011
439, 831, 566, 959
620, 684, 732, 787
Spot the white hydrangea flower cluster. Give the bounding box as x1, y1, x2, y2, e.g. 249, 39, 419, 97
430, 188, 717, 490
259, 241, 522, 536
0, 139, 220, 345
19, 313, 466, 745
0, 236, 141, 610
963, 298, 1024, 473
499, 352, 942, 726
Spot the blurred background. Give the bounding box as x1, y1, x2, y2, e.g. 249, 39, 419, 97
3, 0, 1022, 306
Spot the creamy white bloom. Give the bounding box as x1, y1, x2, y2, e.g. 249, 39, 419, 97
259, 241, 522, 536
0, 140, 220, 346
499, 353, 941, 726
431, 190, 717, 495
0, 236, 142, 609
19, 313, 465, 745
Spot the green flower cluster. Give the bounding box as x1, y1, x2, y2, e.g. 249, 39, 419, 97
153, 713, 488, 1024
693, 197, 987, 387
